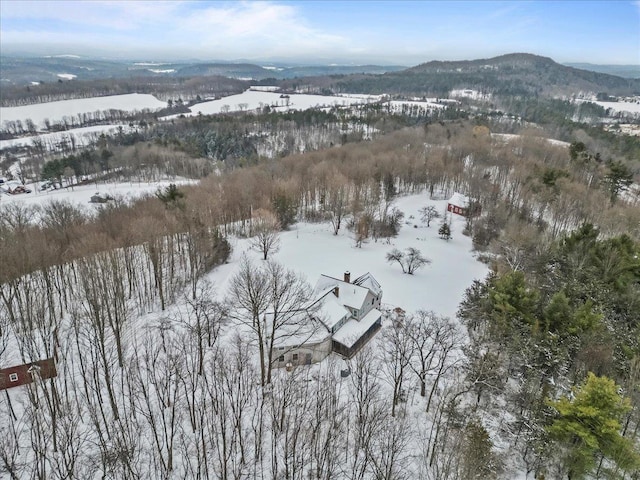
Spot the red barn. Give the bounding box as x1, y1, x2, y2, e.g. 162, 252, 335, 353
0, 358, 57, 390
447, 192, 481, 217
447, 192, 470, 216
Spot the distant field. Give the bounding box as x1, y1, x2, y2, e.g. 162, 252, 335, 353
0, 93, 166, 128
0, 124, 130, 150
594, 100, 640, 114
174, 89, 380, 117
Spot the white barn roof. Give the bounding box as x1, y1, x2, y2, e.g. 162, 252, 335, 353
447, 192, 469, 208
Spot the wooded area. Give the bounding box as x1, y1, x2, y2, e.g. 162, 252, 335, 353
1, 105, 639, 478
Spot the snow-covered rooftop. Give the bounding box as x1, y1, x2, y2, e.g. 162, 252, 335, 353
352, 272, 382, 297
447, 192, 469, 208
315, 274, 370, 311
332, 308, 382, 348
314, 289, 351, 330
270, 310, 330, 348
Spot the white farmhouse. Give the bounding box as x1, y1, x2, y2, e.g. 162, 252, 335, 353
273, 271, 383, 367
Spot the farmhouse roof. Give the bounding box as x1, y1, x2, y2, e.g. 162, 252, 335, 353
314, 288, 352, 330
332, 308, 382, 348
315, 274, 370, 311
352, 272, 382, 297
447, 192, 469, 208
269, 308, 330, 348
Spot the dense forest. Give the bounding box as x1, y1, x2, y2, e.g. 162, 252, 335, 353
1, 112, 639, 478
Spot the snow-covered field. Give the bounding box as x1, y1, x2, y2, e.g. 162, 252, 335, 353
0, 124, 131, 150
211, 194, 488, 320
450, 88, 491, 100
595, 100, 640, 114
2, 186, 486, 318
0, 178, 193, 210
178, 89, 379, 117
0, 93, 166, 128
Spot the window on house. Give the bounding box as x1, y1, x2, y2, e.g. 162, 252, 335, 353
278, 355, 285, 362
371, 298, 374, 304
9, 373, 18, 382
292, 353, 298, 362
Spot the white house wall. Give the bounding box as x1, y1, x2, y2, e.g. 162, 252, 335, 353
272, 336, 332, 368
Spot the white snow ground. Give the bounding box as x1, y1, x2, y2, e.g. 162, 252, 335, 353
595, 100, 640, 114
0, 190, 495, 478
4, 184, 487, 319
0, 178, 193, 210
491, 133, 570, 147
210, 193, 488, 320
1, 93, 167, 128
0, 124, 132, 150
174, 89, 379, 117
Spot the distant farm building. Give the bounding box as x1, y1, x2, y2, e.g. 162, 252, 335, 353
0, 358, 57, 391
447, 192, 469, 216
273, 271, 383, 368
447, 192, 481, 217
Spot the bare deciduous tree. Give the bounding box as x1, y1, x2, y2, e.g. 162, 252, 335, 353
386, 247, 431, 274
250, 209, 281, 260
227, 257, 313, 386
380, 324, 415, 417
420, 205, 441, 227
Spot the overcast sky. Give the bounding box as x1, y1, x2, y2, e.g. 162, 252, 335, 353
1, 0, 639, 65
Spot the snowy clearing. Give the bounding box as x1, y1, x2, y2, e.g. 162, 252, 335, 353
0, 178, 194, 210
595, 100, 640, 114
210, 193, 488, 320
0, 124, 131, 150
1, 93, 166, 128
450, 88, 491, 100
0, 190, 492, 479
178, 89, 379, 117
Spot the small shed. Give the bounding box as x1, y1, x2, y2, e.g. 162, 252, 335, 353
447, 192, 470, 216
0, 358, 57, 390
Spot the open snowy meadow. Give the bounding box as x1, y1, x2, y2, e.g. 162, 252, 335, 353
0, 177, 194, 210
211, 193, 487, 320
0, 124, 132, 150
0, 93, 167, 128
166, 89, 381, 118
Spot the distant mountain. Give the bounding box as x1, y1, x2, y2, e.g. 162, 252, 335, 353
564, 63, 640, 79
0, 56, 404, 85
331, 53, 640, 97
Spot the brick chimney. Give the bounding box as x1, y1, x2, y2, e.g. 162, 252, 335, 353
333, 286, 340, 297
344, 271, 351, 283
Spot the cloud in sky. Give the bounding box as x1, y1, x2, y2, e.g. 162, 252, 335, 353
1, 0, 639, 64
